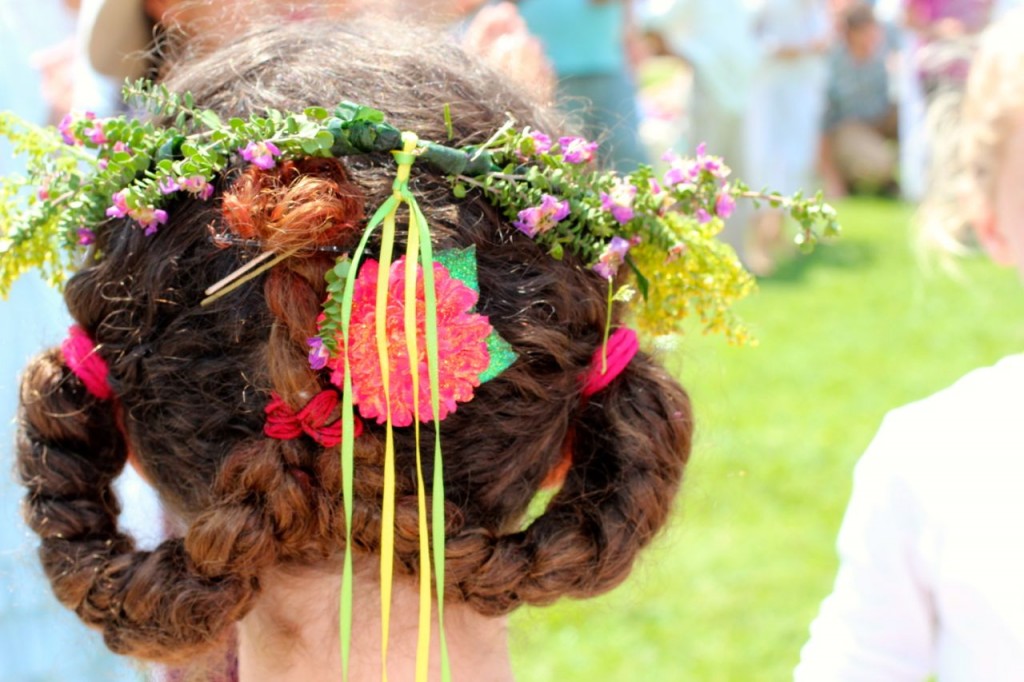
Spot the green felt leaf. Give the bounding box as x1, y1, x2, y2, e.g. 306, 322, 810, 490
433, 247, 516, 383
435, 245, 478, 294
480, 332, 516, 383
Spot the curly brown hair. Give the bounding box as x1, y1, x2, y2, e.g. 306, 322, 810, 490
16, 18, 692, 666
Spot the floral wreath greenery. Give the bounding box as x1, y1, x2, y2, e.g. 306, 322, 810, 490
0, 81, 838, 343
0, 80, 839, 682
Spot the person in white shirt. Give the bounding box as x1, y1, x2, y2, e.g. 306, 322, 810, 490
639, 0, 759, 264
795, 10, 1024, 680
744, 0, 832, 275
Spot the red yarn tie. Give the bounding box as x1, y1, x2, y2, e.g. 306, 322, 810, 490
581, 328, 639, 398
264, 389, 361, 447
61, 325, 114, 400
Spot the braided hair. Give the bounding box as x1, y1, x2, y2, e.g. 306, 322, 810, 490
17, 18, 692, 665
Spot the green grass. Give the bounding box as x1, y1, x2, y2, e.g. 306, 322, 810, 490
508, 197, 1024, 681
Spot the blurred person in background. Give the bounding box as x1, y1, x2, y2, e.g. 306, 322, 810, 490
795, 10, 1024, 679
395, 0, 556, 105
639, 0, 759, 262
80, 0, 555, 108
79, 0, 356, 88
0, 1, 143, 680
820, 3, 899, 198
516, 0, 648, 171
458, 2, 556, 105
875, 0, 994, 201
745, 0, 832, 275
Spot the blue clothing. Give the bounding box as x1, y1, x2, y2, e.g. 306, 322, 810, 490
0, 2, 141, 680
516, 0, 645, 169
517, 0, 626, 77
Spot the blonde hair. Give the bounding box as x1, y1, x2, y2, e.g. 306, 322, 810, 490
920, 9, 1024, 254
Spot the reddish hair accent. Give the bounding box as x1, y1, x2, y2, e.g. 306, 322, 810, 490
264, 389, 361, 447
221, 157, 365, 252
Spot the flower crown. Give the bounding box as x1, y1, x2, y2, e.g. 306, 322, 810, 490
0, 80, 838, 682
0, 81, 838, 340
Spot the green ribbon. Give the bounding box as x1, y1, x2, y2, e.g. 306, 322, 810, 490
336, 133, 452, 682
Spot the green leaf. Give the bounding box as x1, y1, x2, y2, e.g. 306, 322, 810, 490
198, 110, 221, 129
305, 106, 330, 121
354, 106, 385, 123
625, 253, 650, 300
443, 103, 454, 141
612, 284, 637, 303
435, 246, 478, 293
315, 130, 335, 151
479, 332, 516, 383
300, 137, 321, 155
334, 101, 359, 121
452, 183, 467, 199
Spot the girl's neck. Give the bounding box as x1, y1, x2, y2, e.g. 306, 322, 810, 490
237, 558, 514, 682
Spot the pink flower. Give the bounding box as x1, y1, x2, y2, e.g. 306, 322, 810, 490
593, 236, 631, 280
134, 206, 168, 235
529, 131, 552, 154
84, 120, 107, 145
159, 177, 180, 195
307, 336, 330, 370
58, 113, 80, 146
715, 190, 736, 219
107, 189, 169, 234
600, 178, 638, 225
180, 175, 214, 200
326, 257, 493, 426
37, 187, 50, 201
696, 208, 712, 224
559, 136, 598, 164
106, 190, 130, 219
663, 163, 693, 187
97, 159, 109, 171
240, 140, 282, 170
77, 227, 96, 245
513, 194, 571, 238
113, 141, 131, 154
663, 143, 732, 187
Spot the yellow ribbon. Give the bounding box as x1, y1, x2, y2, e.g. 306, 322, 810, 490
338, 132, 450, 682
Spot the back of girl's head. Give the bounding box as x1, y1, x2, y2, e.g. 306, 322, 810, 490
919, 9, 1024, 254
16, 17, 692, 664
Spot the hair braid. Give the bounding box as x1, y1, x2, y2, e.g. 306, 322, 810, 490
445, 354, 691, 615
17, 348, 259, 662
13, 20, 696, 668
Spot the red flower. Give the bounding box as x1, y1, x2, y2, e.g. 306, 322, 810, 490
327, 257, 493, 427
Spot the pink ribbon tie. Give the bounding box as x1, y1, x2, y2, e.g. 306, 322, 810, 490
581, 327, 639, 398
61, 325, 113, 400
